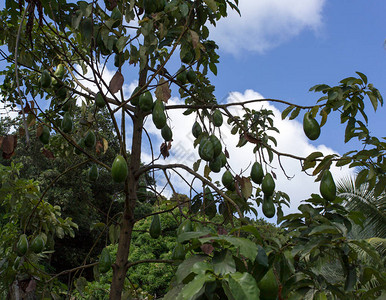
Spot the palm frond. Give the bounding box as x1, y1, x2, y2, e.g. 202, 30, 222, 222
337, 176, 386, 238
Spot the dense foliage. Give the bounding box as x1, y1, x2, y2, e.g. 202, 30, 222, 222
0, 0, 385, 299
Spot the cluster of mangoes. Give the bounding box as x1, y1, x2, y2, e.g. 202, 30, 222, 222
15, 234, 46, 257
130, 87, 173, 141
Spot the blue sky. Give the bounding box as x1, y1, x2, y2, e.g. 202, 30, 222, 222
0, 1, 385, 219
209, 0, 385, 153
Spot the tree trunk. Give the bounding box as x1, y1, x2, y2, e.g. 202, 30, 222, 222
109, 112, 144, 299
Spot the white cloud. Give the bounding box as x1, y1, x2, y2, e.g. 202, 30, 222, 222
0, 101, 19, 121
142, 89, 354, 219
210, 0, 326, 54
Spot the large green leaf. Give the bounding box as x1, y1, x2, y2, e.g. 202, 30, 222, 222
178, 230, 212, 243
199, 236, 258, 261
212, 249, 236, 275
181, 273, 215, 300
224, 272, 260, 300
176, 256, 207, 284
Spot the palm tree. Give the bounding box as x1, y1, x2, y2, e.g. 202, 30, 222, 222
337, 176, 386, 239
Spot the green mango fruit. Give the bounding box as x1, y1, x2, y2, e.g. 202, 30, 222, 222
56, 85, 68, 100
95, 92, 105, 108
222, 170, 235, 191
186, 69, 197, 84
99, 247, 112, 273
262, 195, 275, 218
209, 135, 222, 157
172, 243, 185, 260
177, 219, 193, 236
139, 90, 153, 112
61, 112, 73, 133
30, 235, 45, 253
40, 70, 52, 88
251, 162, 264, 184
176, 66, 187, 84
262, 173, 275, 197
16, 234, 28, 256
303, 112, 321, 141
212, 110, 223, 127
88, 164, 99, 181
180, 49, 194, 64
54, 64, 65, 79
199, 138, 214, 161
258, 268, 279, 300
203, 187, 217, 219
62, 98, 73, 112
130, 87, 141, 106
39, 126, 50, 144
219, 152, 227, 167
149, 214, 161, 239
137, 185, 148, 202
74, 138, 85, 155
320, 170, 336, 201
209, 156, 222, 173
161, 124, 173, 141
111, 155, 128, 183
192, 121, 202, 138
84, 131, 96, 148
152, 100, 167, 129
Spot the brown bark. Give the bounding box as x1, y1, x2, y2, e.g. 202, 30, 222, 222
109, 111, 145, 299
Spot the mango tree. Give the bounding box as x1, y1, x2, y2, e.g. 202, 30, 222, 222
0, 0, 384, 299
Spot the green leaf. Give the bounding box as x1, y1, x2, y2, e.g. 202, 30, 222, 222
71, 11, 82, 29
240, 177, 253, 199
192, 261, 213, 275
309, 225, 340, 235
178, 230, 211, 243
176, 255, 207, 284
212, 249, 236, 275
355, 71, 367, 84
225, 272, 260, 300
209, 62, 217, 76
309, 84, 330, 92
314, 291, 328, 300
204, 0, 218, 11
304, 152, 323, 163
116, 36, 129, 53
230, 226, 262, 243
181, 273, 214, 300
310, 105, 320, 117
355, 169, 368, 187
281, 105, 295, 120
289, 107, 300, 120
193, 159, 201, 172
199, 236, 258, 261
368, 92, 378, 111
179, 2, 189, 17
320, 109, 328, 127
